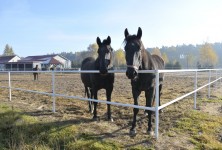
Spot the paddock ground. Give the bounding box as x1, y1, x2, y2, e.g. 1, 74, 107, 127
0, 71, 221, 149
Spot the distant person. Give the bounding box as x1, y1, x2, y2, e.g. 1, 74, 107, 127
33, 65, 39, 80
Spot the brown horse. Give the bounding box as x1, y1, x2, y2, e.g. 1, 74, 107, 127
124, 27, 164, 135
81, 36, 114, 121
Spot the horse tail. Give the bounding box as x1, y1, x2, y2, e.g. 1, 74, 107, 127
84, 86, 90, 98
84, 86, 94, 113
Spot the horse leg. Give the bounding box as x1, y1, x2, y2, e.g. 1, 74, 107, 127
85, 86, 93, 113
150, 84, 163, 113
93, 90, 99, 121
130, 89, 141, 135
106, 86, 113, 122
145, 88, 155, 115
145, 87, 155, 135
90, 88, 94, 113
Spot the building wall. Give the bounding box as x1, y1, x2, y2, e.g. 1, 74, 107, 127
33, 62, 41, 70
0, 64, 4, 71
54, 55, 71, 69
0, 56, 21, 70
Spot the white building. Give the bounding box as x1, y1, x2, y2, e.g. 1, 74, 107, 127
0, 55, 21, 71
4, 54, 71, 71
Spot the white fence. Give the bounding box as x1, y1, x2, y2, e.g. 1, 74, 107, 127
0, 69, 221, 139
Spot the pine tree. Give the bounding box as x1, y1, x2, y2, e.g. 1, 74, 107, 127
3, 44, 15, 56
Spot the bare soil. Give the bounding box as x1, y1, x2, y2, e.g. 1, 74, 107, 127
0, 72, 221, 149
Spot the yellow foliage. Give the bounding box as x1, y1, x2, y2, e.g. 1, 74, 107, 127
162, 52, 169, 63
151, 47, 162, 56
114, 49, 125, 67
199, 43, 218, 67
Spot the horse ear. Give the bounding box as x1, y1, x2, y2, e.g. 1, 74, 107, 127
107, 36, 111, 45
124, 28, 129, 38
137, 27, 142, 39
96, 37, 102, 46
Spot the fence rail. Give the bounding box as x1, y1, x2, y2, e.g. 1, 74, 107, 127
0, 69, 221, 139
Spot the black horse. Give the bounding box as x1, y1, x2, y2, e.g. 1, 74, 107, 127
124, 27, 164, 135
81, 36, 114, 121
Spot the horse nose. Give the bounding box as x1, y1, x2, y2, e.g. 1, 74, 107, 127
126, 68, 138, 79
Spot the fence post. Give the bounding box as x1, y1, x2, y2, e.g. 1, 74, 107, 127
155, 70, 159, 139
52, 71, 56, 113
215, 70, 218, 89
194, 71, 197, 109
220, 70, 222, 86
8, 72, 12, 101
208, 70, 211, 98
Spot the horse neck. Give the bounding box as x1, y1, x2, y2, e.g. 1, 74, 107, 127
95, 53, 113, 70
141, 48, 155, 70
95, 57, 100, 69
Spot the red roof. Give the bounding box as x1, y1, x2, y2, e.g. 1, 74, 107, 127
49, 58, 62, 64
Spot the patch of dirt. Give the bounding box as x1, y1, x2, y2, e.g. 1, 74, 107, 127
200, 102, 222, 116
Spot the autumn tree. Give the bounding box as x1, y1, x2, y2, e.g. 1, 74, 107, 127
151, 47, 162, 56
199, 42, 218, 68
87, 43, 98, 58
3, 44, 15, 56
114, 48, 125, 68
162, 52, 169, 64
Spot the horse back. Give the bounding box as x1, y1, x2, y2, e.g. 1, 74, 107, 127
151, 54, 164, 69
81, 57, 95, 70
151, 54, 164, 82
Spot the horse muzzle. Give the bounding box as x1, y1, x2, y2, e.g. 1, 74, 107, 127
99, 68, 108, 75
126, 66, 138, 79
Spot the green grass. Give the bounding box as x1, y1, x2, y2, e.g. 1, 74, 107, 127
200, 97, 222, 103
0, 104, 123, 150
172, 110, 222, 149
1, 101, 222, 150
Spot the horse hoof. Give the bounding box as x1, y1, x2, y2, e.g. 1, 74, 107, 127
89, 109, 94, 114
92, 116, 99, 121
147, 130, 154, 136
144, 111, 148, 116
108, 118, 114, 122
129, 129, 137, 136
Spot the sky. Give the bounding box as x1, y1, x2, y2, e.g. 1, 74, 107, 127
0, 0, 222, 57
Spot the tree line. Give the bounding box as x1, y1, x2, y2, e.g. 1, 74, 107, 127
148, 42, 220, 69
59, 42, 221, 69
1, 42, 221, 69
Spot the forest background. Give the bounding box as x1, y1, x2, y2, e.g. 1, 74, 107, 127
2, 42, 222, 69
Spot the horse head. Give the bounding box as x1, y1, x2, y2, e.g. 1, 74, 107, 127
124, 27, 144, 79
96, 36, 113, 74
